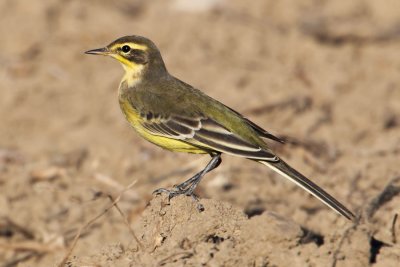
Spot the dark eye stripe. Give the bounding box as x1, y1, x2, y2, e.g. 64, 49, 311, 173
126, 49, 148, 64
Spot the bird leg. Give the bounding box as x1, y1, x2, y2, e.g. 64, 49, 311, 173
153, 153, 221, 210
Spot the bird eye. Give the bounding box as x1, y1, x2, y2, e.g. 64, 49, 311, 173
121, 45, 131, 53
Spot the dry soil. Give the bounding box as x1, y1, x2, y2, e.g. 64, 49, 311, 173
1, 0, 400, 266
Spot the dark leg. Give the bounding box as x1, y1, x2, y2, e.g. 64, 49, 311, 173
153, 153, 222, 209
176, 154, 222, 192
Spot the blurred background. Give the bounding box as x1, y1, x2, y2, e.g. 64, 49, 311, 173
1, 0, 400, 266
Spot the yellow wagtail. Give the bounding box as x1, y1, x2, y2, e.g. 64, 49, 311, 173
86, 35, 355, 221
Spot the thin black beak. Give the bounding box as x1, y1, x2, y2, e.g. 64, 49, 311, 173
84, 47, 109, 55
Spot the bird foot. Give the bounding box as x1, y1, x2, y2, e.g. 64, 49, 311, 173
153, 186, 204, 211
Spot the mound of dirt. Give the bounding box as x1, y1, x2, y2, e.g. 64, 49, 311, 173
70, 193, 400, 267
71, 196, 305, 266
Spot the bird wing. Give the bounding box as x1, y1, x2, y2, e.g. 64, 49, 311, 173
220, 103, 284, 143
138, 112, 278, 161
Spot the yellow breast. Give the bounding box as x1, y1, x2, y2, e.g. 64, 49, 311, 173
119, 98, 207, 154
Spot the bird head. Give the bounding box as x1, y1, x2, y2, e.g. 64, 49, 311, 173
85, 35, 167, 79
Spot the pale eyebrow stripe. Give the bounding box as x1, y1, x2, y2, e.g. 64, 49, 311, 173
111, 43, 148, 51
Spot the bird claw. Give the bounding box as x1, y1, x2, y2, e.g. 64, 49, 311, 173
152, 188, 173, 196
152, 186, 204, 212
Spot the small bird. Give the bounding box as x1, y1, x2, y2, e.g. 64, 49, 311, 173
86, 35, 355, 221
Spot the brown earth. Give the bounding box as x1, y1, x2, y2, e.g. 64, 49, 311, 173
1, 0, 400, 266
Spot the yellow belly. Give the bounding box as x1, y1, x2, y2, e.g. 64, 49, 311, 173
119, 99, 207, 154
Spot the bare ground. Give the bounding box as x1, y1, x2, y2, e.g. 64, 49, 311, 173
1, 0, 400, 266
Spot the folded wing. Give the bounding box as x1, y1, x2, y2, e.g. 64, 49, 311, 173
139, 112, 278, 161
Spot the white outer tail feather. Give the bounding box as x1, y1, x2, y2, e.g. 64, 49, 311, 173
260, 160, 355, 221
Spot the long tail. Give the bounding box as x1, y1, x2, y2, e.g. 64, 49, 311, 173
260, 159, 356, 221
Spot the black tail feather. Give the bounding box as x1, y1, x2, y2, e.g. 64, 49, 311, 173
260, 159, 355, 221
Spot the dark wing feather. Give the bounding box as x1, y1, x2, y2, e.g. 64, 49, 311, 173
221, 103, 284, 143
243, 118, 284, 143
194, 119, 277, 160
138, 112, 278, 161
